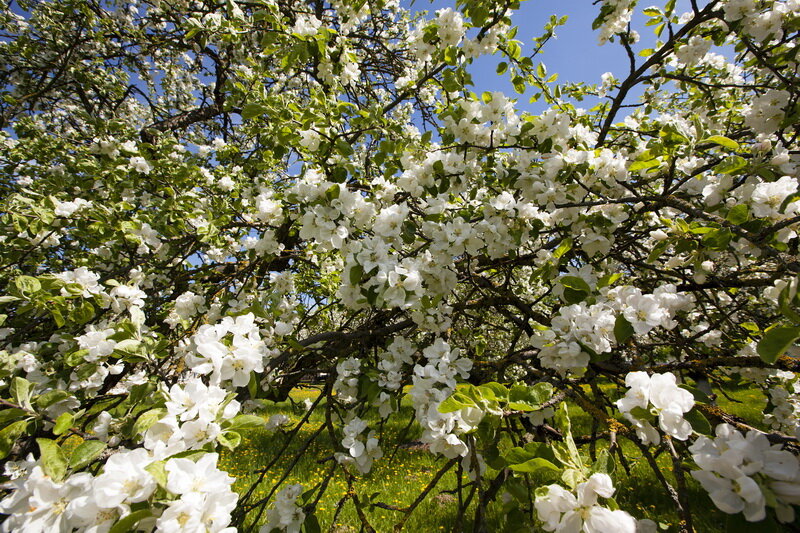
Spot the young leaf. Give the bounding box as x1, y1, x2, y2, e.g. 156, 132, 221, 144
69, 440, 107, 470
757, 326, 800, 363
37, 438, 68, 482
53, 412, 74, 436
614, 315, 635, 344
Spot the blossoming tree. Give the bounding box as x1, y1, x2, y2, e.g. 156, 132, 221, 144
0, 0, 799, 531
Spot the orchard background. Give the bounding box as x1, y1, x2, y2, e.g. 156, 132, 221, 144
0, 0, 799, 531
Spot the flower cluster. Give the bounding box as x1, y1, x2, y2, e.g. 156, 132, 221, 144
409, 338, 477, 459
616, 371, 695, 445
333, 357, 360, 404
144, 377, 241, 457
762, 372, 800, 438
184, 313, 271, 388
532, 284, 691, 375
690, 424, 800, 522
262, 484, 305, 533
335, 416, 383, 473
0, 451, 237, 533
534, 473, 637, 532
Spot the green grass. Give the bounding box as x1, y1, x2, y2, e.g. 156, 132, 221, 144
221, 381, 769, 532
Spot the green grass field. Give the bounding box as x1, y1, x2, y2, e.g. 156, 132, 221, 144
220, 381, 768, 532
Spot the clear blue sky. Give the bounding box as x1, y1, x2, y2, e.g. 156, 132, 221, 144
407, 0, 691, 113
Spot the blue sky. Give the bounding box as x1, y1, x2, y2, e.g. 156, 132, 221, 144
407, 0, 690, 113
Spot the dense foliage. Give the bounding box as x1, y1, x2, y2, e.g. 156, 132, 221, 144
0, 0, 799, 531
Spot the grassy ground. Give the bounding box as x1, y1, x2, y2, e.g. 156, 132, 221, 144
220, 381, 768, 532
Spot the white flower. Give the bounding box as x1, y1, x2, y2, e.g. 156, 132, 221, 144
164, 378, 239, 422
298, 130, 321, 151
129, 156, 152, 174
93, 448, 157, 507
184, 313, 268, 387
616, 372, 694, 445
76, 327, 117, 362
180, 415, 222, 449
373, 203, 409, 239
337, 416, 383, 473
92, 411, 114, 441
262, 484, 305, 533
55, 267, 102, 297
534, 473, 637, 532
156, 491, 238, 533
690, 423, 800, 523
691, 470, 765, 521
0, 466, 94, 533
750, 176, 799, 218
292, 14, 321, 38
54, 198, 91, 217
622, 294, 666, 335
165, 453, 235, 495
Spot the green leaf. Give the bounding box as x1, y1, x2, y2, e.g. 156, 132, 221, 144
684, 409, 712, 436
109, 510, 154, 533
0, 408, 27, 426
659, 125, 688, 147
504, 441, 558, 466
227, 414, 266, 430
529, 382, 554, 405
553, 238, 573, 259
133, 408, 167, 437
508, 383, 552, 411
628, 158, 660, 172
560, 276, 591, 293
10, 377, 32, 410
53, 412, 74, 436
629, 406, 652, 421
0, 419, 29, 459
217, 430, 242, 450
512, 76, 526, 94
15, 275, 41, 296
700, 135, 739, 151
335, 138, 354, 156
69, 440, 107, 470
438, 392, 475, 413
51, 306, 66, 328
561, 276, 591, 304
561, 467, 583, 489
35, 390, 71, 409
509, 457, 560, 473
479, 382, 509, 401
303, 513, 322, 533
145, 460, 168, 488
441, 69, 461, 93
241, 102, 268, 120
702, 228, 732, 251
37, 438, 68, 482
726, 204, 750, 225
714, 155, 747, 175
614, 315, 635, 344
589, 448, 613, 475
248, 371, 259, 400
778, 280, 800, 324
325, 184, 340, 201
72, 301, 95, 324
647, 240, 669, 263
757, 325, 800, 363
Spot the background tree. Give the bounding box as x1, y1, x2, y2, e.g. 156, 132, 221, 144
0, 0, 799, 531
